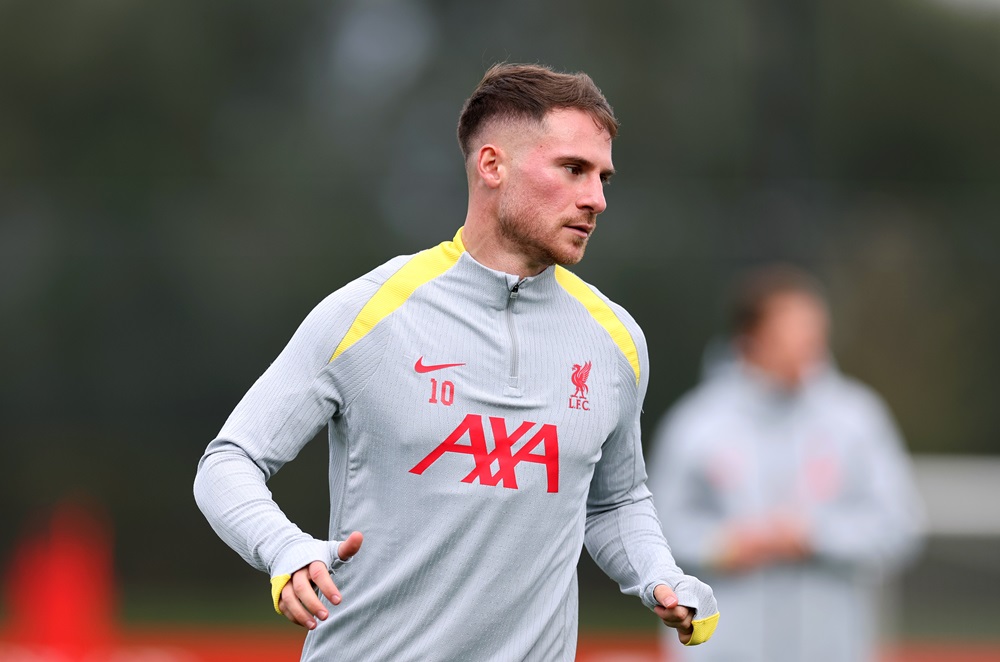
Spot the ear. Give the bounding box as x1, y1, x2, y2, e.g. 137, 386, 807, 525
475, 144, 504, 189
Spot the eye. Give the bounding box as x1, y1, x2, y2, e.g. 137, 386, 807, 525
564, 164, 582, 176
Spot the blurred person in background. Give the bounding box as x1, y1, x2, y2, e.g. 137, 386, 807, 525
194, 63, 718, 661
648, 264, 923, 662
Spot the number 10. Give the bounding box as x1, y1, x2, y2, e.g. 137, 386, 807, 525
428, 378, 455, 406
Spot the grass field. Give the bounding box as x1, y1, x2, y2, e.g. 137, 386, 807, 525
4, 536, 998, 661
4, 627, 1000, 662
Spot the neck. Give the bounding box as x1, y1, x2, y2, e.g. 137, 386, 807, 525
741, 355, 803, 390
460, 213, 549, 279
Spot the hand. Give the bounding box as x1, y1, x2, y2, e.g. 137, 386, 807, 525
278, 531, 364, 629
653, 584, 694, 645
713, 514, 810, 572
768, 513, 811, 561
713, 523, 771, 572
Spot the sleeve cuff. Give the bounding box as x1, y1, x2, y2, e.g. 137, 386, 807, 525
271, 539, 342, 578
648, 575, 721, 646
685, 611, 720, 646
271, 574, 292, 615
269, 538, 345, 616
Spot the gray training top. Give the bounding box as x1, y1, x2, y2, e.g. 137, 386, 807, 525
648, 358, 922, 662
194, 229, 718, 661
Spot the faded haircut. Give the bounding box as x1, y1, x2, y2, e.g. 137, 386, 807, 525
457, 63, 618, 160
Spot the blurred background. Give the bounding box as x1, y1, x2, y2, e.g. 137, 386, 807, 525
2, 0, 998, 659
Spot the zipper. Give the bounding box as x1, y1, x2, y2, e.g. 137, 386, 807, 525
504, 280, 523, 397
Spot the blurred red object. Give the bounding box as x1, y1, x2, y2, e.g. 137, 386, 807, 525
3, 498, 117, 656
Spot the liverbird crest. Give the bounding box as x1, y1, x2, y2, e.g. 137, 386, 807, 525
571, 361, 592, 399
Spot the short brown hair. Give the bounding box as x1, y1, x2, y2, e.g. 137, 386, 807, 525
729, 264, 827, 335
457, 63, 618, 159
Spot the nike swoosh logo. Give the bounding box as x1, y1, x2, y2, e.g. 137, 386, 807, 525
414, 357, 466, 373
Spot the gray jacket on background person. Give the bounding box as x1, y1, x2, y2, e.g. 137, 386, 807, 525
648, 354, 923, 662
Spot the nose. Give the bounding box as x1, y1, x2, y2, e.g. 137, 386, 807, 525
578, 175, 607, 215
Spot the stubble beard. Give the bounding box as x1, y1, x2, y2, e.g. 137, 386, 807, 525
497, 196, 590, 268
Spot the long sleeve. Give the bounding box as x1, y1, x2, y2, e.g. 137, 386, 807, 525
646, 404, 726, 569
193, 270, 391, 580
196, 242, 723, 659
647, 370, 925, 577
583, 321, 718, 632
807, 388, 924, 572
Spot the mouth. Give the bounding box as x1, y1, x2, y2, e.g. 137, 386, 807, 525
564, 222, 595, 239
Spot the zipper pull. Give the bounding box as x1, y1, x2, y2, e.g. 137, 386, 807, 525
509, 281, 521, 300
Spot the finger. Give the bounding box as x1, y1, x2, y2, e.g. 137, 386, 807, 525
654, 604, 693, 637
656, 609, 694, 645
280, 580, 317, 630
308, 560, 342, 607
653, 583, 678, 609
337, 531, 364, 561
653, 604, 690, 623
289, 564, 326, 629
294, 563, 332, 620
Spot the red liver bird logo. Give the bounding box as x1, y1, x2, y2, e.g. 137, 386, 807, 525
571, 361, 592, 399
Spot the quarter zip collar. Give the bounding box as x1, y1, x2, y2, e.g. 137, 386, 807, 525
451, 228, 560, 299
447, 230, 560, 309
447, 228, 559, 398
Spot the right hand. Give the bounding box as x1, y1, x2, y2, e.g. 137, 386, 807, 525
278, 531, 364, 629
652, 584, 694, 644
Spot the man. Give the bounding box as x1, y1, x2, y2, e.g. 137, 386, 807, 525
648, 265, 923, 662
194, 63, 718, 661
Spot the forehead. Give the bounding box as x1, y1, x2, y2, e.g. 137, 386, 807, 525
761, 292, 828, 324
529, 108, 613, 160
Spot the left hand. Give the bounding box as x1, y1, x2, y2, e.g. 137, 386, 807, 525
653, 584, 694, 644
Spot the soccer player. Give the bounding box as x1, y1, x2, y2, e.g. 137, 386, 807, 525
647, 265, 923, 662
194, 63, 718, 661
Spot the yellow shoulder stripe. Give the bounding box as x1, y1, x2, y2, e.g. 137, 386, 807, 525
331, 229, 466, 362
554, 266, 640, 385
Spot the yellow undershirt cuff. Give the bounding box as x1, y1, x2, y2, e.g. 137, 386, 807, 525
271, 574, 292, 615
685, 611, 720, 646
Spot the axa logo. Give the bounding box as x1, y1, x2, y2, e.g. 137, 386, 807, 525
569, 361, 591, 411
409, 414, 559, 493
